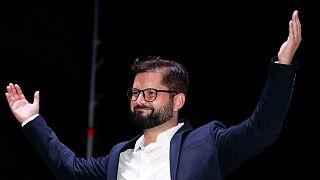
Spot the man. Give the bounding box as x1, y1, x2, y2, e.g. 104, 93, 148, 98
5, 10, 301, 180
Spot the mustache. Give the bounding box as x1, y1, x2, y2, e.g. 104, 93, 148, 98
134, 105, 153, 111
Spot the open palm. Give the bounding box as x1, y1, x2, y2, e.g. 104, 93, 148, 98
5, 83, 40, 124
277, 10, 302, 64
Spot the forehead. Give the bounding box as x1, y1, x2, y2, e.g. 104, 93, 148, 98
133, 72, 166, 89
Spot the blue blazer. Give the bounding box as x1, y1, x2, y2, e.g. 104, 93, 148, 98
22, 59, 298, 180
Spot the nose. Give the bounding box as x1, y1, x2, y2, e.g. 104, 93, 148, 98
135, 92, 146, 104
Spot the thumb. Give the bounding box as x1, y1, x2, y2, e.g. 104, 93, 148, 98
33, 91, 40, 105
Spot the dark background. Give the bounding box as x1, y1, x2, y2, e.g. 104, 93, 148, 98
1, 0, 318, 179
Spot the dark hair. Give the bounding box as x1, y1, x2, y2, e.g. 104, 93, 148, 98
131, 56, 189, 95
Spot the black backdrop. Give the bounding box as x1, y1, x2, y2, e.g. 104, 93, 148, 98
1, 0, 318, 179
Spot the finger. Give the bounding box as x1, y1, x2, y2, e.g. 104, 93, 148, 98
9, 83, 18, 100
13, 84, 22, 104
15, 84, 26, 100
6, 84, 15, 106
6, 83, 14, 96
5, 92, 13, 107
293, 10, 301, 40
33, 91, 40, 105
295, 11, 301, 38
292, 11, 298, 39
6, 84, 12, 96
288, 20, 294, 41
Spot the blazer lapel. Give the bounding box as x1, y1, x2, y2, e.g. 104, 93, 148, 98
170, 120, 193, 180
107, 133, 142, 180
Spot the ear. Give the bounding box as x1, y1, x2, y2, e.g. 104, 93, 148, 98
173, 93, 185, 112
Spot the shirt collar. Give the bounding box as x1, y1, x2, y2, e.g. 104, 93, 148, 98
134, 122, 184, 151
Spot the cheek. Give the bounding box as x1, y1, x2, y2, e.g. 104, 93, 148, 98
153, 96, 167, 107
130, 101, 135, 111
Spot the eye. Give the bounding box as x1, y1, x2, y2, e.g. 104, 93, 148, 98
147, 90, 156, 96
132, 90, 139, 96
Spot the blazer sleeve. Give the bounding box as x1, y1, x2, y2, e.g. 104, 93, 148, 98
215, 57, 299, 175
22, 115, 108, 180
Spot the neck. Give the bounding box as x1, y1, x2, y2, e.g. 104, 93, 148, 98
142, 119, 178, 147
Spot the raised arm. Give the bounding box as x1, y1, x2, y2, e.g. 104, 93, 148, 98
216, 10, 302, 176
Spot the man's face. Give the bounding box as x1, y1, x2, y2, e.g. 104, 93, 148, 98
129, 72, 174, 130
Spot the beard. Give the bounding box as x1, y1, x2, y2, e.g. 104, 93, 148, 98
130, 100, 174, 130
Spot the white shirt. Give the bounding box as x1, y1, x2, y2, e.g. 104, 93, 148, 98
117, 123, 184, 180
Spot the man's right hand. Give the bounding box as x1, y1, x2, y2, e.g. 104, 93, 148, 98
5, 83, 40, 124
